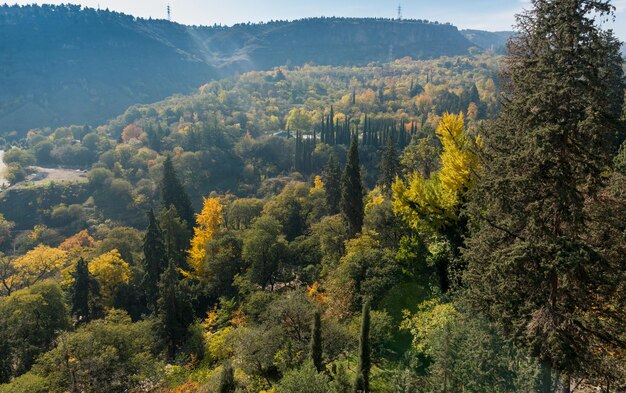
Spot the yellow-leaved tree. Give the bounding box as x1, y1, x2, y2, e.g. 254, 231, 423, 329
187, 197, 223, 280
393, 113, 479, 234
6, 245, 67, 293
89, 249, 131, 306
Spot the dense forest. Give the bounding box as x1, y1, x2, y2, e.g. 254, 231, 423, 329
1, 0, 626, 392
0, 4, 507, 135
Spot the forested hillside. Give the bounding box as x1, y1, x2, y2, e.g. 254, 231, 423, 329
0, 0, 625, 392
0, 4, 501, 136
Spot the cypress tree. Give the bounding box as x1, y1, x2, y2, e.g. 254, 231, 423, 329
378, 135, 400, 195
161, 155, 195, 230
310, 311, 323, 372
157, 262, 194, 361
341, 133, 364, 237
68, 258, 103, 325
0, 334, 12, 384
353, 302, 371, 393
218, 362, 236, 393
323, 154, 342, 215
464, 0, 625, 386
142, 209, 169, 312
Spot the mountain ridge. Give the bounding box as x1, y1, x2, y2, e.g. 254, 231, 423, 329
0, 4, 506, 136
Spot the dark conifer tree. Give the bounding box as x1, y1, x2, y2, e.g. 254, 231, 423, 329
68, 258, 103, 325
142, 209, 169, 312
0, 334, 12, 384
161, 155, 195, 230
379, 135, 400, 195
218, 362, 236, 393
157, 262, 194, 361
464, 0, 626, 387
353, 302, 371, 393
310, 311, 323, 372
323, 154, 342, 215
341, 133, 364, 237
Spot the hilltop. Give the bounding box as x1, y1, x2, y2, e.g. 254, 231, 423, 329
0, 4, 505, 136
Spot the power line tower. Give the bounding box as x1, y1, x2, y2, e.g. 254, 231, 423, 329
167, 4, 171, 21
397, 4, 402, 20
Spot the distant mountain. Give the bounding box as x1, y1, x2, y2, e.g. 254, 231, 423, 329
462, 30, 513, 52
1, 5, 484, 135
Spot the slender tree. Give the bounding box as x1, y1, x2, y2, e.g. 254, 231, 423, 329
68, 258, 103, 325
463, 0, 626, 388
379, 135, 400, 195
0, 334, 12, 384
157, 262, 194, 360
142, 209, 169, 312
218, 362, 236, 393
353, 301, 371, 393
310, 311, 323, 372
161, 155, 195, 230
323, 154, 342, 215
341, 133, 364, 237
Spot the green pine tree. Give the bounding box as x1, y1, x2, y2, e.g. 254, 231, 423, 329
157, 262, 194, 361
0, 334, 12, 384
161, 155, 195, 230
353, 301, 371, 393
218, 362, 236, 393
68, 258, 103, 325
323, 154, 342, 215
378, 135, 400, 195
310, 311, 323, 372
142, 209, 169, 312
463, 0, 625, 387
341, 133, 364, 237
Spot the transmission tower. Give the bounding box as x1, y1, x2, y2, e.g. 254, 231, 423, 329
397, 4, 402, 20
167, 4, 171, 21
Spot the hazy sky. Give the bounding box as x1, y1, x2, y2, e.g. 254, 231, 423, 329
11, 0, 626, 39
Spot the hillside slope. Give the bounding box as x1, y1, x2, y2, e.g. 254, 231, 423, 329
1, 5, 480, 135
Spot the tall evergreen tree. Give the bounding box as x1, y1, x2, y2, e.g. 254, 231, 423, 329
0, 334, 12, 384
157, 262, 194, 361
161, 155, 195, 230
322, 154, 342, 215
310, 311, 323, 372
378, 135, 400, 195
142, 209, 169, 312
218, 362, 236, 393
463, 0, 625, 387
68, 258, 103, 325
353, 301, 371, 393
341, 133, 364, 237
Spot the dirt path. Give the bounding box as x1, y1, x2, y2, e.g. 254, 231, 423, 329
26, 166, 88, 185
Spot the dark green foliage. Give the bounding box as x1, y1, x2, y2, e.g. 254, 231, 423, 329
341, 134, 364, 237
157, 263, 194, 360
158, 206, 192, 269
310, 311, 323, 372
463, 0, 626, 382
0, 282, 70, 377
378, 136, 400, 194
354, 302, 371, 393
242, 216, 290, 289
204, 231, 244, 299
322, 154, 342, 215
276, 362, 333, 393
161, 156, 195, 230
218, 363, 236, 393
68, 258, 103, 325
0, 334, 11, 384
142, 210, 169, 312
